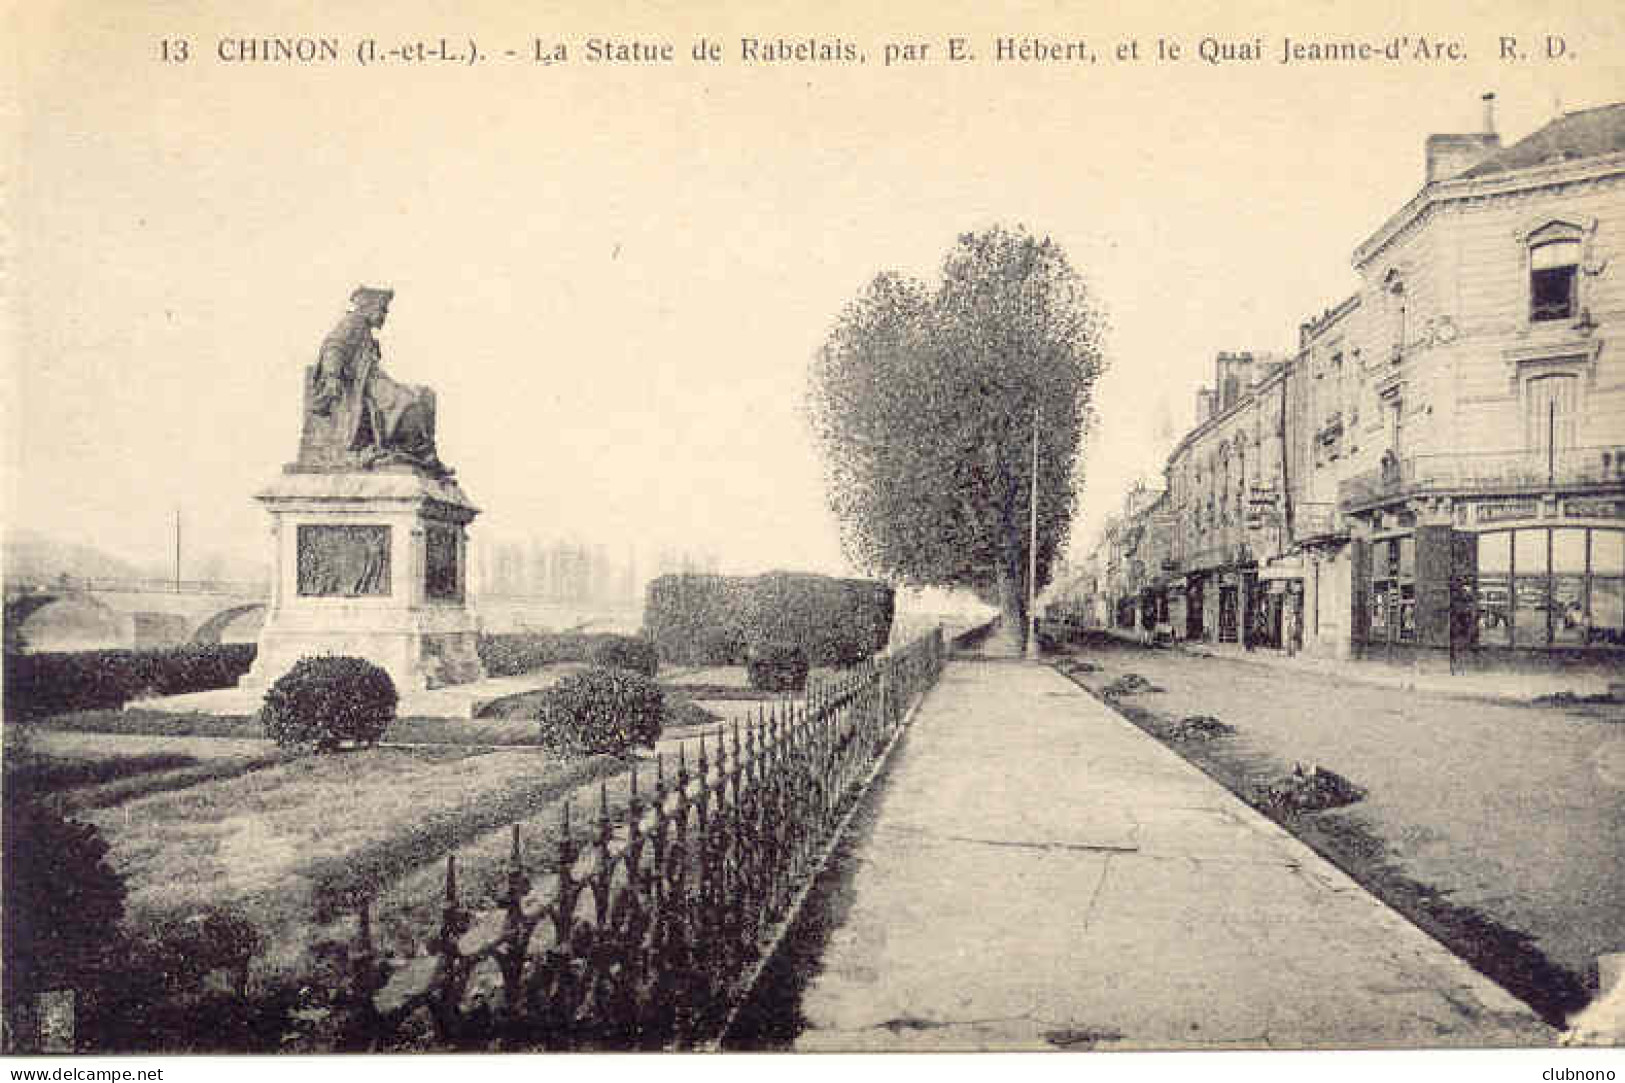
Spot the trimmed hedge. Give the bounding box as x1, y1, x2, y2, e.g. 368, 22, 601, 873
2, 643, 258, 721
476, 632, 659, 679
260, 656, 397, 753
643, 571, 894, 667
745, 642, 809, 693
534, 666, 663, 755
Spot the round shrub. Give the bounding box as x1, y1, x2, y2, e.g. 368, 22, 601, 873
535, 666, 663, 755
590, 635, 660, 678
2, 789, 126, 1020
260, 655, 397, 753
746, 641, 809, 693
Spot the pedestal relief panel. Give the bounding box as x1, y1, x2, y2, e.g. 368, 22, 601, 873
424, 522, 463, 602
297, 525, 392, 596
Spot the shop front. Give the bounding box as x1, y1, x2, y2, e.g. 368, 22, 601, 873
1168, 578, 1189, 642
1186, 573, 1208, 641
1255, 557, 1305, 654
1350, 510, 1625, 671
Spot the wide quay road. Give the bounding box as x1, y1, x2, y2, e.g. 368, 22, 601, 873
731, 660, 1553, 1051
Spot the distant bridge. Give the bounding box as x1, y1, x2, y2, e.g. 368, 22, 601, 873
4, 581, 645, 651
4, 580, 269, 652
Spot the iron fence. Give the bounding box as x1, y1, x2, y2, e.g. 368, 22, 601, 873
313, 627, 946, 1051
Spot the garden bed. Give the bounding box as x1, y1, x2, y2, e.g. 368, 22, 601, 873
26, 708, 548, 747
78, 746, 625, 976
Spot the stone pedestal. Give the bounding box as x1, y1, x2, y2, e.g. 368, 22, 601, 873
239, 468, 485, 695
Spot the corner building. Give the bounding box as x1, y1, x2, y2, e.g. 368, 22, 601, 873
1147, 99, 1625, 676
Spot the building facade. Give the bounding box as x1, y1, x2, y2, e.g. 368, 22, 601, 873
1101, 99, 1625, 674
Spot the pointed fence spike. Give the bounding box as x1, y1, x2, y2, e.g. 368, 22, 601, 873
630, 761, 639, 797
562, 798, 571, 834
599, 780, 609, 818
657, 750, 664, 782
444, 853, 458, 903
510, 823, 521, 866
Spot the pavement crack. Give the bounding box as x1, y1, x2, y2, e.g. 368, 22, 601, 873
878, 824, 1138, 855
1082, 852, 1114, 929
950, 835, 1139, 855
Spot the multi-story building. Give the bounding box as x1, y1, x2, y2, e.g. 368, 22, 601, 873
1164, 352, 1291, 647
1102, 97, 1625, 675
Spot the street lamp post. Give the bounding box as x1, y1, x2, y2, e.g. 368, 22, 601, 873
1026, 406, 1040, 660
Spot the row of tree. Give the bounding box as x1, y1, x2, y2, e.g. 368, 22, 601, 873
477, 540, 725, 603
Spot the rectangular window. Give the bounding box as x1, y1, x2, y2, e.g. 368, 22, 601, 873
1552, 528, 1588, 645
1513, 529, 1551, 647
1367, 536, 1416, 644
1530, 239, 1580, 321
1398, 583, 1417, 643
1591, 530, 1624, 646
1477, 532, 1511, 647
1594, 529, 1624, 575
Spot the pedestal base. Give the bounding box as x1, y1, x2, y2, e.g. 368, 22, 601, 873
243, 468, 486, 696
240, 622, 484, 695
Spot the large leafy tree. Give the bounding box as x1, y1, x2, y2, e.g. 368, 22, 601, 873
811, 226, 1106, 652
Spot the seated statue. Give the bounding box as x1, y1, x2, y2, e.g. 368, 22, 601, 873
298, 287, 448, 474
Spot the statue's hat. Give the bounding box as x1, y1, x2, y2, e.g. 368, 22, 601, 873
350, 286, 394, 310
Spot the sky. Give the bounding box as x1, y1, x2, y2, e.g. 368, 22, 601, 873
5, 0, 1623, 590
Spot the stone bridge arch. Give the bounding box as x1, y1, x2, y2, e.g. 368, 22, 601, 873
190, 603, 267, 645
5, 592, 125, 652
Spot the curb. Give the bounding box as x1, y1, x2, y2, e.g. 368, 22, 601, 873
1051, 661, 1557, 1040
1104, 630, 1609, 708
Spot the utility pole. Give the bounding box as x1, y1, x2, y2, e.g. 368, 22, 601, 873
173, 508, 182, 592
1026, 406, 1040, 660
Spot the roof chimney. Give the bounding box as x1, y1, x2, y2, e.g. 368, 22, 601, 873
1425, 96, 1502, 183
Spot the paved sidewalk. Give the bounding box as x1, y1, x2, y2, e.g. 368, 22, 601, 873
783, 660, 1554, 1051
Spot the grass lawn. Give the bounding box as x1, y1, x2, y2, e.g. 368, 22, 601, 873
13, 684, 726, 985
350, 748, 659, 962
30, 708, 548, 746
80, 745, 627, 977
3, 728, 287, 810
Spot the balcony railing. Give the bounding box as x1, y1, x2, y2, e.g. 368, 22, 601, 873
1338, 445, 1625, 509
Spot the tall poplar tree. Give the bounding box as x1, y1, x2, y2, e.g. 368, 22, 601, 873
810, 226, 1107, 652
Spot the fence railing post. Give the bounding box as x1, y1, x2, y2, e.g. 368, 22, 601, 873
325, 629, 948, 1051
